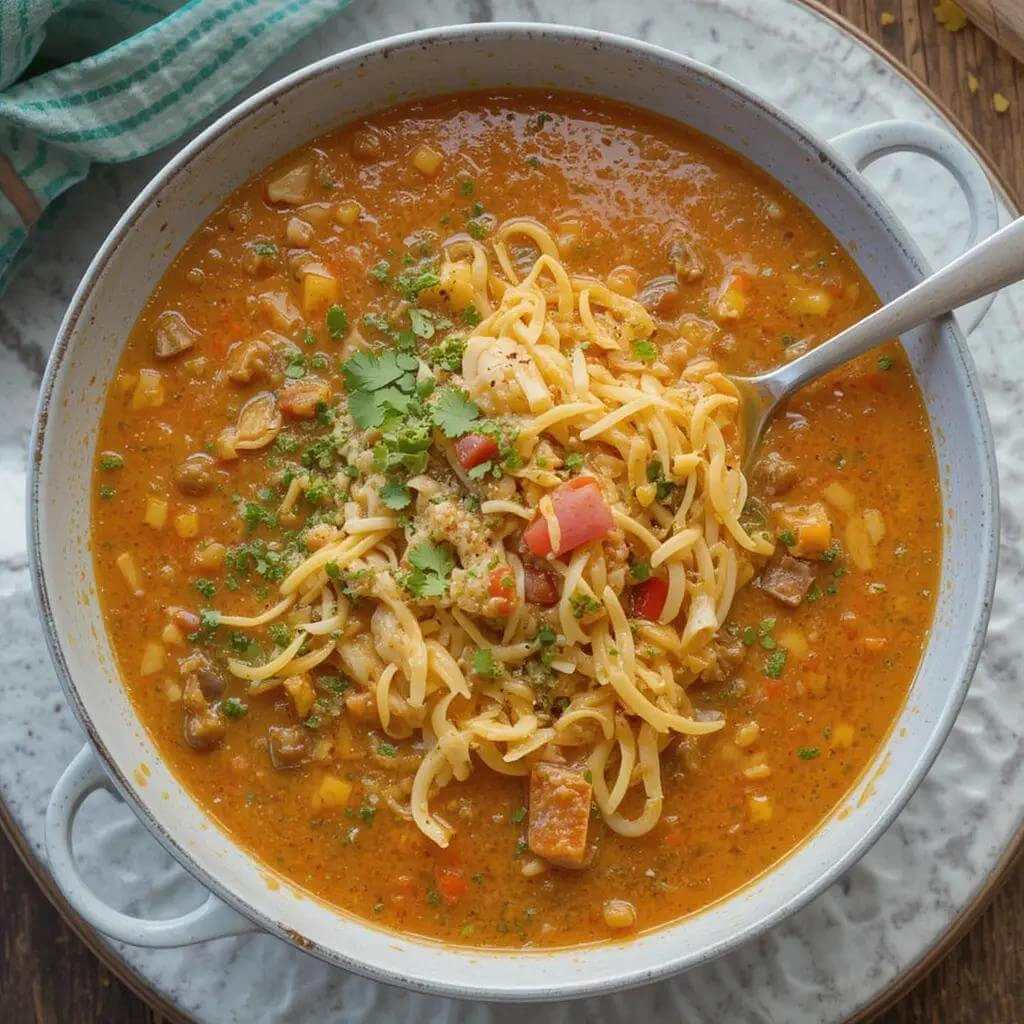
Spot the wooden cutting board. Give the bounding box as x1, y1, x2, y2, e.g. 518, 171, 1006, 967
958, 0, 1024, 63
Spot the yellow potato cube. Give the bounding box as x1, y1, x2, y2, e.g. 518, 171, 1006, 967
131, 368, 165, 410
711, 273, 750, 322
284, 674, 316, 719
140, 641, 165, 677
174, 512, 199, 538
143, 496, 168, 529
411, 144, 443, 177
748, 794, 774, 823
634, 482, 656, 508
303, 272, 339, 314
161, 622, 184, 647
777, 626, 809, 660
313, 773, 353, 811
790, 286, 833, 317
830, 722, 855, 750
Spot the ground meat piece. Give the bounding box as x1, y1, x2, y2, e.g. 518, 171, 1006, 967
184, 712, 225, 751
702, 632, 747, 684
760, 554, 814, 607
351, 127, 383, 162
279, 378, 332, 418
524, 566, 560, 606
174, 453, 216, 496
668, 234, 704, 282
638, 274, 682, 319
268, 725, 308, 768
528, 763, 592, 869
153, 311, 197, 359
752, 451, 799, 497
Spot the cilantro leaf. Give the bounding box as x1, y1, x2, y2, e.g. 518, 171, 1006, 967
405, 540, 455, 598
342, 351, 408, 393
327, 305, 348, 339
394, 266, 441, 302
380, 479, 412, 511
432, 387, 481, 438
409, 307, 435, 339
348, 390, 387, 430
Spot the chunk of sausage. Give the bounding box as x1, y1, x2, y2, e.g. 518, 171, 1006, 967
528, 763, 592, 868
760, 554, 814, 607
752, 451, 799, 497
174, 453, 216, 496
279, 378, 332, 419
154, 311, 197, 359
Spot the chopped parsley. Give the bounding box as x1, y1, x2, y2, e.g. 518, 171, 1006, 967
798, 747, 821, 760
877, 355, 894, 371
378, 742, 398, 758
220, 697, 248, 719
302, 436, 337, 472
777, 529, 797, 548
758, 617, 777, 650
460, 180, 474, 196
473, 648, 501, 679
645, 459, 673, 502
98, 484, 115, 500
275, 432, 301, 453
409, 306, 436, 339
193, 578, 216, 599
629, 561, 651, 582
426, 335, 467, 373
251, 241, 278, 258
99, 454, 123, 471
570, 593, 602, 620
763, 649, 787, 679
741, 626, 756, 646
631, 339, 657, 363
462, 305, 481, 327
536, 623, 557, 646
239, 500, 277, 534
394, 265, 441, 302
359, 805, 377, 824
511, 806, 527, 824
268, 622, 291, 647
370, 260, 390, 283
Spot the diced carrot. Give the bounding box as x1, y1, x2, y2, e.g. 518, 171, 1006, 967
436, 867, 467, 904
763, 678, 785, 700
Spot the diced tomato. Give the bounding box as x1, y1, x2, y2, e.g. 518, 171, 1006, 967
763, 678, 785, 700
488, 565, 516, 615
436, 867, 468, 904
454, 432, 499, 470
523, 477, 614, 557
524, 566, 559, 606
632, 577, 669, 621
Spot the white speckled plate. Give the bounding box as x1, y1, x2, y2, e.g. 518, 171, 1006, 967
2, 2, 1022, 1022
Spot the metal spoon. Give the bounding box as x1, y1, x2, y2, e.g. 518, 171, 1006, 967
731, 215, 1024, 471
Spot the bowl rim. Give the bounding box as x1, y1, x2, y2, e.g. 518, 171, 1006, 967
27, 20, 1000, 1001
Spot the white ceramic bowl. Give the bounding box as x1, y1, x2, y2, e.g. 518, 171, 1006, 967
32, 24, 999, 1002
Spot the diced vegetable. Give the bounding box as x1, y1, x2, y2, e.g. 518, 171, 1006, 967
632, 576, 669, 621
411, 144, 444, 177
776, 502, 832, 557
335, 200, 361, 226
488, 564, 516, 615
115, 551, 143, 594
266, 163, 312, 205
283, 674, 315, 719
711, 271, 750, 322
747, 794, 773, 822
454, 432, 499, 470
436, 866, 467, 903
153, 311, 197, 359
523, 477, 613, 557
130, 369, 165, 410
313, 773, 353, 811
174, 512, 199, 538
143, 497, 168, 529
303, 272, 340, 314
790, 286, 833, 317
139, 641, 165, 676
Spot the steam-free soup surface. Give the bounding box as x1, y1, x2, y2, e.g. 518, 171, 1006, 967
92, 92, 940, 948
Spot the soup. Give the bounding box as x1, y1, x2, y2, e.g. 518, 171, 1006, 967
91, 92, 940, 948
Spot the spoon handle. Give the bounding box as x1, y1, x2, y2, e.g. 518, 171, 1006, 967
762, 215, 1024, 400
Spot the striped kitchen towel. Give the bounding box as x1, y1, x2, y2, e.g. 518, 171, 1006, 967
0, 0, 352, 290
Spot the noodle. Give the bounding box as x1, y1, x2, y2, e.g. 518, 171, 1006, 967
213, 220, 772, 848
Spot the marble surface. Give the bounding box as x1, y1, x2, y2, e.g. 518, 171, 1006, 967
2, 0, 1024, 1021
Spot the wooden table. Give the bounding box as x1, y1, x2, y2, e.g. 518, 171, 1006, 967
1, 2, 1022, 1021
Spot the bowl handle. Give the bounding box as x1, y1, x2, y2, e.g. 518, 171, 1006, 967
44, 744, 256, 947
829, 119, 1000, 335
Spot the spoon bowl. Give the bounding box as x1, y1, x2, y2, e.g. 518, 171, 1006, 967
731, 215, 1024, 470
